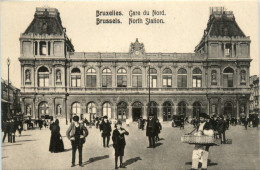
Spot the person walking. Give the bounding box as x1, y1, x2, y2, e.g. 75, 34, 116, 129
100, 116, 112, 148
10, 118, 16, 143
39, 119, 43, 130
17, 119, 23, 136
146, 114, 156, 148
2, 120, 10, 143
49, 119, 64, 153
154, 119, 162, 142
66, 115, 88, 167
112, 121, 129, 169
217, 115, 227, 144
244, 117, 248, 130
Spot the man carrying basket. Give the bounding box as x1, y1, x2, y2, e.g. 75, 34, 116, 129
190, 113, 214, 170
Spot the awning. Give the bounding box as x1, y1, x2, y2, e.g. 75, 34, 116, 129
1, 99, 11, 104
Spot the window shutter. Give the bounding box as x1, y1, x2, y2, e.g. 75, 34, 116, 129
102, 75, 106, 87
86, 75, 91, 87
177, 76, 182, 88
122, 75, 127, 86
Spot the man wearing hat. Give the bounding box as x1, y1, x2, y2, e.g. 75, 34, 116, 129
100, 116, 112, 148
191, 112, 214, 170
66, 115, 88, 167
146, 114, 156, 148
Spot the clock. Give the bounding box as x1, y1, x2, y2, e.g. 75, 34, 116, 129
135, 51, 140, 55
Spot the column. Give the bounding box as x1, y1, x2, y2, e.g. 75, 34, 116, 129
158, 66, 162, 88
232, 43, 235, 57
32, 98, 36, 119
20, 40, 23, 56
128, 66, 131, 87
218, 98, 221, 115
218, 42, 221, 58
53, 98, 56, 118
98, 66, 102, 88
143, 105, 147, 119
246, 99, 249, 118
113, 104, 116, 119
188, 66, 192, 88
208, 98, 211, 116
223, 43, 226, 57
46, 41, 49, 56
237, 42, 240, 57
21, 98, 25, 115
21, 65, 24, 87
143, 66, 147, 88
51, 41, 54, 56
236, 99, 239, 119
158, 105, 163, 122
174, 105, 177, 115
37, 41, 40, 56
83, 65, 86, 87
128, 105, 132, 122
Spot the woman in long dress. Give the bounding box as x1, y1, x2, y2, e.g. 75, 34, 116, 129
49, 119, 64, 153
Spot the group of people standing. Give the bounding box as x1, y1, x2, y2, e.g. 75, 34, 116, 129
2, 118, 23, 143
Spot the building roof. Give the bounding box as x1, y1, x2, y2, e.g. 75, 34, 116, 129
195, 7, 247, 52
24, 8, 63, 35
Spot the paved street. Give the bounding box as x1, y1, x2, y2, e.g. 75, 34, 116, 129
2, 121, 259, 170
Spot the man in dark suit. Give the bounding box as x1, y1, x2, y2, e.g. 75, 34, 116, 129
146, 114, 156, 148
99, 116, 112, 148
2, 120, 10, 143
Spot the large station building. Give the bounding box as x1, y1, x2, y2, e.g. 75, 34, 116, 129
19, 7, 252, 123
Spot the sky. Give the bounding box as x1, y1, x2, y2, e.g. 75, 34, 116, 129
0, 0, 259, 88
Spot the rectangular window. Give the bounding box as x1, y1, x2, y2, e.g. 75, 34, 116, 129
163, 76, 172, 87
192, 76, 202, 87
133, 75, 142, 87
148, 76, 157, 88
117, 75, 127, 87
178, 75, 187, 88
102, 75, 112, 87
38, 74, 49, 87
71, 75, 81, 87
86, 75, 96, 87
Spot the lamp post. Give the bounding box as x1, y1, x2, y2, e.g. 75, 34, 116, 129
7, 57, 10, 118
148, 62, 151, 116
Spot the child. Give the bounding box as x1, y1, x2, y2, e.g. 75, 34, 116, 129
112, 121, 129, 169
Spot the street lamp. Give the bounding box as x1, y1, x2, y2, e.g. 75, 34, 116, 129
148, 62, 151, 116
7, 57, 10, 118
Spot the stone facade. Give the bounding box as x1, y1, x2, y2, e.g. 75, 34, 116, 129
19, 7, 252, 123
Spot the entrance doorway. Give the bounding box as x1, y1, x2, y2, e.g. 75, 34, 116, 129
39, 101, 49, 118
163, 102, 172, 121
132, 102, 142, 121
224, 102, 233, 117
117, 102, 127, 121
193, 102, 201, 118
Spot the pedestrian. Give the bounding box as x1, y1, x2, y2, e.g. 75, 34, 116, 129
66, 115, 88, 167
49, 119, 64, 153
100, 116, 112, 148
155, 119, 162, 142
17, 119, 23, 136
112, 120, 129, 169
39, 119, 43, 130
146, 114, 156, 148
10, 118, 16, 143
244, 117, 248, 130
217, 115, 227, 144
2, 120, 10, 143
191, 113, 214, 170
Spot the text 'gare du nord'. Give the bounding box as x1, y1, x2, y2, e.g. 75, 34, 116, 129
19, 7, 251, 123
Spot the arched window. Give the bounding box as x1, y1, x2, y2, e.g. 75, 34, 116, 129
71, 68, 81, 87
86, 68, 96, 87
72, 102, 81, 115
178, 101, 187, 116
25, 69, 31, 82
223, 67, 234, 87
148, 68, 157, 88
162, 68, 172, 87
56, 70, 61, 83
102, 68, 112, 87
211, 70, 217, 85
132, 68, 142, 87
240, 70, 246, 85
117, 101, 128, 120
87, 102, 97, 114
103, 102, 112, 119
38, 66, 49, 87
56, 104, 62, 115
26, 104, 32, 115
192, 68, 202, 88
177, 68, 187, 88
117, 68, 127, 87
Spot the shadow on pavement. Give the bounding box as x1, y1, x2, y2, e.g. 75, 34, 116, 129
2, 143, 22, 147
16, 139, 37, 143
83, 155, 109, 165
185, 159, 218, 167
63, 148, 72, 152
124, 157, 142, 167
154, 142, 163, 148
159, 138, 165, 141
2, 157, 8, 159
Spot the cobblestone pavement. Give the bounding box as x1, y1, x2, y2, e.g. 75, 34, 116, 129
2, 121, 259, 170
